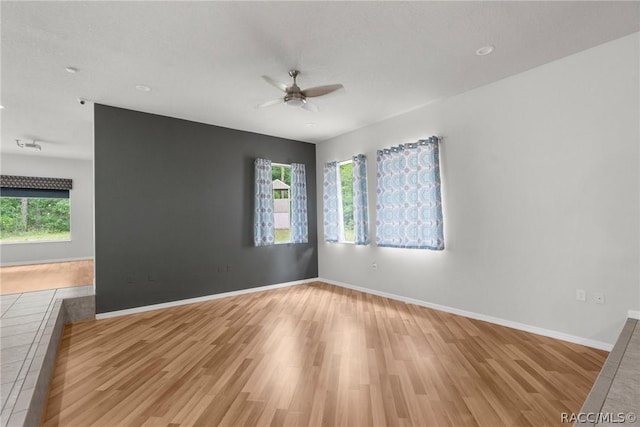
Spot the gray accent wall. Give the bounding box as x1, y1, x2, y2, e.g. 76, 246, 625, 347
94, 104, 317, 313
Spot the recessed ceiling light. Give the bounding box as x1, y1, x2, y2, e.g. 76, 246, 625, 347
306, 123, 316, 127
65, 66, 79, 73
0, 105, 4, 109
135, 84, 152, 92
476, 45, 495, 56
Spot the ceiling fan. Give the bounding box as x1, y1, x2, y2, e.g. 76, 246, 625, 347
258, 70, 343, 112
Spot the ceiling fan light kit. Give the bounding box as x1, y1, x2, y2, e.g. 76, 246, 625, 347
259, 69, 343, 112
285, 97, 305, 108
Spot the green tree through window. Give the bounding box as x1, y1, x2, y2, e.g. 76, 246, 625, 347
339, 161, 355, 242
272, 164, 292, 243
0, 197, 70, 242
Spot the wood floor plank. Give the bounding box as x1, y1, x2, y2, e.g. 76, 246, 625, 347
42, 282, 606, 426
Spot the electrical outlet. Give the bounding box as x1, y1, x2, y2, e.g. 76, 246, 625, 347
593, 292, 605, 305
372, 262, 378, 271
226, 264, 232, 272
576, 289, 586, 302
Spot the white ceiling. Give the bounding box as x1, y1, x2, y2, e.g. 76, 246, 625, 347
2, 1, 638, 160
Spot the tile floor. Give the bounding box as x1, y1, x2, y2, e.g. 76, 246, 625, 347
0, 286, 93, 427
599, 319, 640, 426
579, 317, 640, 427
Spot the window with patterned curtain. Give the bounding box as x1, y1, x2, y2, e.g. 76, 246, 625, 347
253, 158, 275, 246
0, 175, 73, 243
290, 163, 308, 244
376, 136, 444, 250
322, 155, 370, 245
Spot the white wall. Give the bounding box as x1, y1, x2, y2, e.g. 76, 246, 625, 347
1, 153, 94, 265
316, 33, 640, 346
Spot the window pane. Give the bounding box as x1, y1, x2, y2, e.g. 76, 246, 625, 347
339, 162, 354, 242
272, 164, 292, 243
0, 197, 70, 242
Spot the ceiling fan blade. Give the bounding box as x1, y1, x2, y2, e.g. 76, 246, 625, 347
301, 101, 319, 113
301, 84, 344, 98
256, 98, 284, 109
262, 75, 288, 92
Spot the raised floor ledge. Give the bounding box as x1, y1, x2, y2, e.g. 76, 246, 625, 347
0, 287, 94, 427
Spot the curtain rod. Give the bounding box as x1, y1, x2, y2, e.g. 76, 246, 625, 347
376, 136, 443, 155
404, 135, 443, 144
422, 136, 443, 143
399, 135, 444, 146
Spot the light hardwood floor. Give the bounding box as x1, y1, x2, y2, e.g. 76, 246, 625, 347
0, 260, 93, 295
42, 282, 606, 426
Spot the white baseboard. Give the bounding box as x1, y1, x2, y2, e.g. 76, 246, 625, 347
320, 277, 613, 352
0, 256, 94, 267
628, 310, 640, 320
95, 276, 616, 351
96, 277, 319, 320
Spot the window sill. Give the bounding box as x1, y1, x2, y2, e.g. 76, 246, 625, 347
0, 239, 72, 245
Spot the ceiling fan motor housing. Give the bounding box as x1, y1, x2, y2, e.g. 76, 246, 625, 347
285, 70, 305, 106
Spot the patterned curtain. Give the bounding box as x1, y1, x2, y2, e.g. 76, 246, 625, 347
290, 163, 308, 244
253, 158, 275, 246
0, 175, 72, 190
376, 136, 444, 250
323, 161, 339, 242
352, 154, 370, 245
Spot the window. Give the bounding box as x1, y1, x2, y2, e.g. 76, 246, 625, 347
253, 160, 308, 246
375, 137, 443, 250
0, 175, 72, 243
323, 155, 369, 245
0, 190, 70, 243
272, 163, 292, 244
